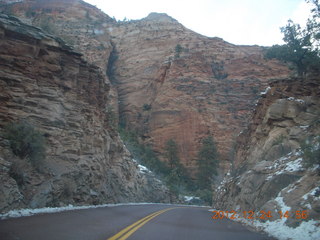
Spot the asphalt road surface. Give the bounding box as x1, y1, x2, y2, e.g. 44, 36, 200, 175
0, 204, 275, 240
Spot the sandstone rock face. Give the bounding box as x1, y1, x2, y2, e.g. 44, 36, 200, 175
0, 0, 291, 175
108, 13, 290, 172
0, 14, 169, 213
0, 0, 120, 121
213, 78, 320, 227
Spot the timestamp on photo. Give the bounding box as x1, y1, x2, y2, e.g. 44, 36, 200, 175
211, 210, 309, 220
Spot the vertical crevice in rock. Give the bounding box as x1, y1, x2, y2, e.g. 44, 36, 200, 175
106, 42, 118, 84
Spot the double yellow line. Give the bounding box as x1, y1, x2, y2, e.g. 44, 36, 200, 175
107, 207, 175, 240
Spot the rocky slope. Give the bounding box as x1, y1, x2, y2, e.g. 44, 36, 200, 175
213, 77, 320, 227
0, 0, 291, 175
0, 14, 169, 213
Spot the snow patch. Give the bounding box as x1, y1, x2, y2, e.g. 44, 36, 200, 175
283, 158, 303, 172
132, 159, 151, 174
138, 164, 151, 173
275, 194, 291, 212
266, 175, 273, 181
184, 196, 200, 202
285, 183, 296, 193
260, 86, 271, 95
93, 29, 104, 35
302, 187, 320, 201
294, 149, 303, 156
304, 203, 312, 209
287, 97, 305, 104
265, 152, 303, 181
300, 125, 309, 130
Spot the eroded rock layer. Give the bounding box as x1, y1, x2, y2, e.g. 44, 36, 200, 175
109, 13, 290, 171
0, 0, 292, 174
214, 77, 320, 227
0, 14, 169, 213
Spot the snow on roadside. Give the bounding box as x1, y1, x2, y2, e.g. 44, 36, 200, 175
183, 195, 200, 203
251, 218, 320, 240
259, 192, 319, 239
208, 208, 320, 240
0, 202, 210, 220
0, 203, 163, 220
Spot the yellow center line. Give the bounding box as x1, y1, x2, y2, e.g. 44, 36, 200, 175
107, 207, 176, 240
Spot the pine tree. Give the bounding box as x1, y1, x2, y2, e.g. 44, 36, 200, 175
164, 138, 194, 195
165, 139, 180, 169
264, 0, 320, 76
196, 136, 219, 190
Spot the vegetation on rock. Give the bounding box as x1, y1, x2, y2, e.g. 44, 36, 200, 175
4, 121, 46, 170
196, 136, 219, 189
142, 104, 152, 111
211, 60, 228, 80
106, 105, 117, 129
106, 46, 118, 82
265, 0, 320, 76
301, 136, 320, 167
195, 136, 219, 204
174, 44, 183, 58
119, 127, 170, 177
164, 139, 194, 195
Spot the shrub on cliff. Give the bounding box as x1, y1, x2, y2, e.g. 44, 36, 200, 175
264, 0, 320, 76
142, 104, 152, 111
174, 44, 183, 58
8, 160, 26, 186
4, 121, 46, 170
211, 61, 228, 80
301, 136, 320, 167
119, 127, 170, 176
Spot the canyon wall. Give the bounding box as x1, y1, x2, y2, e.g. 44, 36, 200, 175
0, 14, 169, 213
0, 0, 291, 174
108, 13, 290, 171
213, 77, 320, 227
0, 0, 319, 218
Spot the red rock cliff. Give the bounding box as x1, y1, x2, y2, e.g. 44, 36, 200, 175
109, 13, 290, 172
0, 14, 169, 212
1, 1, 291, 175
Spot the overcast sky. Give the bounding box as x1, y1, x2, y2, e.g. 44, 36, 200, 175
84, 0, 311, 46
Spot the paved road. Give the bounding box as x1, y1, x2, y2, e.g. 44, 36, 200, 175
0, 204, 274, 240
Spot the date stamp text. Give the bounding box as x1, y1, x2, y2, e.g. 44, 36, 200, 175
211, 210, 309, 220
